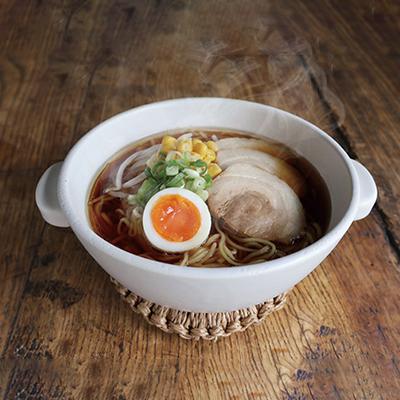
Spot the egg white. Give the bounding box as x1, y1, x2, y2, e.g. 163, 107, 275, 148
143, 188, 211, 253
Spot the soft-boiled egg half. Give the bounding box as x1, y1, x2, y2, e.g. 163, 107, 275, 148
143, 188, 211, 253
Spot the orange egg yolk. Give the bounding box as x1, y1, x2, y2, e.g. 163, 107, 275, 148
151, 194, 201, 242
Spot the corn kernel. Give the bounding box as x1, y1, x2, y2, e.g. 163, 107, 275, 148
208, 163, 222, 178
161, 135, 177, 152
192, 138, 203, 146
193, 142, 208, 157
206, 140, 218, 152
203, 148, 216, 164
177, 139, 193, 153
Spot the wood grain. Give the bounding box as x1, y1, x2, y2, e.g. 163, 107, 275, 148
270, 0, 400, 254
0, 1, 399, 399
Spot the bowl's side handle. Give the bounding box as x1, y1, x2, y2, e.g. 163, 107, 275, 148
352, 160, 378, 221
35, 162, 70, 227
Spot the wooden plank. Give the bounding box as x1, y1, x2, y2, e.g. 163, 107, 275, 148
3, 218, 399, 399
0, 1, 399, 399
0, 0, 108, 359
270, 0, 400, 253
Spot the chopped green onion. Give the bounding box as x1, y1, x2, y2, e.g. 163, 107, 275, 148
191, 159, 207, 168
131, 144, 214, 206
166, 172, 185, 188
151, 161, 166, 179
192, 176, 206, 190
182, 151, 191, 162
183, 168, 200, 178
203, 173, 212, 188
184, 180, 194, 191
135, 177, 161, 206
166, 159, 179, 167
165, 151, 182, 161
197, 189, 209, 201
138, 177, 157, 192
166, 165, 179, 176
191, 160, 207, 175
144, 183, 162, 204
174, 158, 186, 168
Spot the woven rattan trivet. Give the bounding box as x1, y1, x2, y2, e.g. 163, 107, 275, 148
111, 278, 288, 340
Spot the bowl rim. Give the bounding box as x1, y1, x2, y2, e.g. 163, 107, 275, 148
59, 97, 359, 279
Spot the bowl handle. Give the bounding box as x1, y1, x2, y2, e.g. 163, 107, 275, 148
35, 162, 70, 227
352, 160, 377, 221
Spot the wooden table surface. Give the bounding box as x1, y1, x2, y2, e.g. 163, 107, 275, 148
1, 1, 399, 399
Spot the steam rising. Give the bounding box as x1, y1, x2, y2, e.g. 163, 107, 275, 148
105, 9, 345, 134
190, 31, 345, 130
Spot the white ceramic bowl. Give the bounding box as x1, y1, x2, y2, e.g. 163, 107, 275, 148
36, 98, 377, 312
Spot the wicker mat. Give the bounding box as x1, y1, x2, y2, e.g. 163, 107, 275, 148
111, 278, 288, 341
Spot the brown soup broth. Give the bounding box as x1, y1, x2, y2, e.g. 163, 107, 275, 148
88, 129, 331, 258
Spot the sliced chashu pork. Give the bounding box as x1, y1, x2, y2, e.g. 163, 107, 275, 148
208, 164, 305, 243
216, 137, 293, 160
217, 148, 306, 197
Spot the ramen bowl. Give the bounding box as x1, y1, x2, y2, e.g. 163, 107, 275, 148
36, 98, 377, 312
